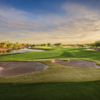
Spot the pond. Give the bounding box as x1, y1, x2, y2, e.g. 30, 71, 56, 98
0, 48, 45, 54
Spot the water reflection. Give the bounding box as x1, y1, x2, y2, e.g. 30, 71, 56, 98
12, 48, 45, 53
0, 48, 45, 54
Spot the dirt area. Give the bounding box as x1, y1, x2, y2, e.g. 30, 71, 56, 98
0, 53, 11, 55
0, 61, 49, 77
51, 59, 100, 68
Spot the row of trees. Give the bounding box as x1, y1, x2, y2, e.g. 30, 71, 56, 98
33, 43, 93, 47
0, 41, 31, 49
40, 43, 62, 46
90, 40, 100, 48
1, 40, 100, 49
66, 41, 100, 48
41, 43, 52, 46
75, 40, 100, 48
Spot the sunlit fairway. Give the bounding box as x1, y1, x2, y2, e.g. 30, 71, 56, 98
0, 46, 100, 100
0, 46, 100, 61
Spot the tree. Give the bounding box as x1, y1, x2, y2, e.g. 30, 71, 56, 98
55, 43, 62, 46
78, 44, 85, 48
32, 44, 36, 46
0, 43, 2, 47
16, 42, 20, 46
8, 43, 14, 48
89, 43, 95, 48
94, 40, 100, 48
42, 44, 47, 46
26, 43, 30, 47
14, 42, 21, 48
47, 43, 51, 46
1, 42, 7, 48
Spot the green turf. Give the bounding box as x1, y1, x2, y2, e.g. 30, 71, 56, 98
33, 46, 52, 49
0, 47, 100, 100
0, 81, 100, 100
0, 47, 100, 61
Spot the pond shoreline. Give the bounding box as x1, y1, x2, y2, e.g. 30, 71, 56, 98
0, 48, 45, 55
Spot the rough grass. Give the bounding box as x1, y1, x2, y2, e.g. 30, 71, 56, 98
0, 81, 100, 100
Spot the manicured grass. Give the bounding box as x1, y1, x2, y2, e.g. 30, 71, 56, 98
33, 46, 52, 49
0, 81, 100, 100
0, 47, 100, 100
0, 47, 100, 61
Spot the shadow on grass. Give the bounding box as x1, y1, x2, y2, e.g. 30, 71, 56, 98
0, 81, 100, 100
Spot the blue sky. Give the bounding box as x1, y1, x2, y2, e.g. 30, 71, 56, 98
0, 0, 100, 44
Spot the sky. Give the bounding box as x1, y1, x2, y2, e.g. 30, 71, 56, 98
0, 0, 100, 44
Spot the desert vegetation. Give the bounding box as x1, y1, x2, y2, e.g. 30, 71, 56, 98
0, 41, 31, 54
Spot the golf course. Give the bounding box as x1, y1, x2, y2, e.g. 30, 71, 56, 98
0, 46, 100, 100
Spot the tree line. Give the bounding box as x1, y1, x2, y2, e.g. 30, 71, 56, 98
1, 40, 100, 49
40, 43, 62, 46
0, 41, 31, 49
90, 40, 100, 48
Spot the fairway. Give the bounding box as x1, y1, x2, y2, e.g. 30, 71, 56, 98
0, 47, 100, 100
0, 47, 100, 61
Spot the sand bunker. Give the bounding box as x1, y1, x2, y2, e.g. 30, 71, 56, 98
0, 61, 49, 77
51, 59, 100, 68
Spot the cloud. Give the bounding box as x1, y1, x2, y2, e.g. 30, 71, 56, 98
0, 6, 40, 30
49, 3, 100, 41
1, 3, 100, 44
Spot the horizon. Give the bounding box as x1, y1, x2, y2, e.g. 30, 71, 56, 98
0, 41, 93, 45
0, 0, 100, 44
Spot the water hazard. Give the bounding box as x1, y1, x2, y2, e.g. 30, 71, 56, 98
0, 48, 45, 54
